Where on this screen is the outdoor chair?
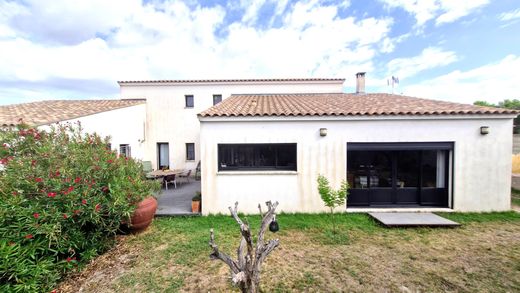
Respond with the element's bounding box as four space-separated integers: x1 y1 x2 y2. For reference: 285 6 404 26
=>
178 169 192 185
164 174 177 190
142 161 155 179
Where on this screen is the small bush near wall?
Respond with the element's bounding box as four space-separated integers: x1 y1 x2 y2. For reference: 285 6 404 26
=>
0 122 159 292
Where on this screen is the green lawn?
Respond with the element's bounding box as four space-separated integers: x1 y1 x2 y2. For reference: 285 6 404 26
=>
59 212 520 292
512 187 520 206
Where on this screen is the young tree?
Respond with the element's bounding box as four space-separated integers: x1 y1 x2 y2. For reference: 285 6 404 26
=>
317 175 349 234
209 201 279 293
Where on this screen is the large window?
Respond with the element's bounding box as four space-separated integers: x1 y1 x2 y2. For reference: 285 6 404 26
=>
157 143 169 170
218 143 297 171
186 143 195 161
119 144 131 158
346 142 452 207
213 94 222 105
185 95 194 108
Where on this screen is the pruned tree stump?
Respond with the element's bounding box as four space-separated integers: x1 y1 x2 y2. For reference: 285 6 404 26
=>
209 201 279 293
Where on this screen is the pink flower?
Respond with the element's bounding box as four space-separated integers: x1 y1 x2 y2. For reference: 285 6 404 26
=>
81 199 87 205
47 192 57 198
11 191 17 196
63 214 68 219
25 234 33 239
74 177 81 184
35 177 43 183
33 213 40 219
74 209 81 215
63 186 74 195
107 159 113 164
95 204 101 212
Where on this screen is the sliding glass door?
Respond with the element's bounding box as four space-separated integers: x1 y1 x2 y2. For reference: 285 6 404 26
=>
347 143 452 207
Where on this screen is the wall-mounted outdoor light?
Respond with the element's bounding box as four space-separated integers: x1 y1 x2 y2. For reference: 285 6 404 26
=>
319 128 328 137
480 126 490 135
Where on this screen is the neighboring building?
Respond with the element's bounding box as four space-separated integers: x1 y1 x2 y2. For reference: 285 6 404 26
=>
118 78 345 170
0 100 146 158
198 74 517 214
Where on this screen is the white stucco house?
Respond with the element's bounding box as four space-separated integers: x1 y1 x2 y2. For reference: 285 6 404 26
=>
1 75 516 214
0 100 147 159
198 74 517 214
118 78 344 171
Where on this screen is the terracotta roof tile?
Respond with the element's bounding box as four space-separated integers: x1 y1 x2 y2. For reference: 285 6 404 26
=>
0 99 145 126
199 93 518 117
118 78 345 84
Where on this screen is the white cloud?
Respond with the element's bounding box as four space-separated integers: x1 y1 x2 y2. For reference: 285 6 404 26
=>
387 47 458 79
380 0 489 26
499 8 520 21
0 0 394 104
400 55 520 104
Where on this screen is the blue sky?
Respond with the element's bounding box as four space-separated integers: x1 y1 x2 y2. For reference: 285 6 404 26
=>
0 0 519 105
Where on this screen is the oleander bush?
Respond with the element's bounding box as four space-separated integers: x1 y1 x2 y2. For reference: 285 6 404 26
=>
0 122 159 292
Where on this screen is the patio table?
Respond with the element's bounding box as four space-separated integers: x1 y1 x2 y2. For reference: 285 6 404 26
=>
147 169 183 178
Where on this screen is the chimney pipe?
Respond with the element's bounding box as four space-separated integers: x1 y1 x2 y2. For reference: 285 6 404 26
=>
356 72 366 94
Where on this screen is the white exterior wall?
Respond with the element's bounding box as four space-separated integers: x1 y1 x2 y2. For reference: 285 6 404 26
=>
200 116 514 214
58 104 146 160
119 81 343 171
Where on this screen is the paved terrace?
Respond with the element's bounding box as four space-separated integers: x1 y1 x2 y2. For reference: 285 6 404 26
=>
155 180 201 216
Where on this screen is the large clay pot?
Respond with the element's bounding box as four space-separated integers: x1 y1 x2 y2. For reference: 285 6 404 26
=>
130 196 157 232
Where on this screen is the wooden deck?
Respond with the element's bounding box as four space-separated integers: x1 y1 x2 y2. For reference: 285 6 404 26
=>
369 212 460 227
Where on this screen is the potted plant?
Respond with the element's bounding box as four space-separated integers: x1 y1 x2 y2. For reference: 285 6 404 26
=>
192 191 201 213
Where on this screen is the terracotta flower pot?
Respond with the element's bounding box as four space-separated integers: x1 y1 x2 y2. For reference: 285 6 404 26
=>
130 196 157 232
192 200 200 213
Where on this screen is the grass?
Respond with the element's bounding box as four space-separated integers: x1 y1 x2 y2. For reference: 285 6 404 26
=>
512 187 520 206
58 212 520 292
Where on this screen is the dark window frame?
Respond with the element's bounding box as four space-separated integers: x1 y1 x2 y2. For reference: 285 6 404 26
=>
185 95 194 108
186 143 195 161
157 142 170 170
119 144 131 158
213 94 222 105
218 143 297 171
346 142 453 207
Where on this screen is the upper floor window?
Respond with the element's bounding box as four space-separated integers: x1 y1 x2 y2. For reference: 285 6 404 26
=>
213 94 222 105
218 143 297 171
186 143 195 161
119 144 131 158
185 95 194 108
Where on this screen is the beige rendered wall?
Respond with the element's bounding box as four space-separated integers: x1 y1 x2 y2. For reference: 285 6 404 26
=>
58 104 146 160
199 116 514 214
119 80 344 172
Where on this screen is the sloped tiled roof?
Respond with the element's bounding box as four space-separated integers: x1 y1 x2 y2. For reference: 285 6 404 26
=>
0 99 145 126
199 93 517 117
118 78 345 84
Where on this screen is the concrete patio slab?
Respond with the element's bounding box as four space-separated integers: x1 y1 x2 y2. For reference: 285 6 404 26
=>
155 180 201 216
369 212 460 227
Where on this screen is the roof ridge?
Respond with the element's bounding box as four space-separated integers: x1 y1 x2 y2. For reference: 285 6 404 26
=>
118 78 345 84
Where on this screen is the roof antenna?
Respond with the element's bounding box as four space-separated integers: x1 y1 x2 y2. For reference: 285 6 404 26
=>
387 76 399 94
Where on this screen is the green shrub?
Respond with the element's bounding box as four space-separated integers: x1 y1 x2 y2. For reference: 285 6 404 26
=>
317 174 348 234
0 122 159 292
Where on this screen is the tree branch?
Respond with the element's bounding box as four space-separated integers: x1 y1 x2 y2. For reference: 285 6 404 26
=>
209 228 240 274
